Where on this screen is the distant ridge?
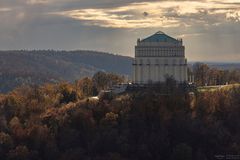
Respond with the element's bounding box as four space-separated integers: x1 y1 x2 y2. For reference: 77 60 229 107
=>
0 50 239 93
0 50 133 93
188 62 240 70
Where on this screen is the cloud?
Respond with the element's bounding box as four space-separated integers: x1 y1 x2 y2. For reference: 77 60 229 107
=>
0 0 240 62
52 1 240 29
226 11 240 21
53 8 179 28
26 0 49 5
0 8 12 12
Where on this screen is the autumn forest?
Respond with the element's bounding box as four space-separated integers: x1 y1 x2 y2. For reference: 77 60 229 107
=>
0 68 240 160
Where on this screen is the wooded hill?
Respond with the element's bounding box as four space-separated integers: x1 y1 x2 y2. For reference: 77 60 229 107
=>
0 76 239 160
1 50 240 93
0 50 132 93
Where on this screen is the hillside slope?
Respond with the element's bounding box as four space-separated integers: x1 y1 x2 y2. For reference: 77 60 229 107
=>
0 50 133 93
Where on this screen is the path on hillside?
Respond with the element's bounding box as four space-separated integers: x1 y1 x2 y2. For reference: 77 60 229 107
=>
198 84 240 92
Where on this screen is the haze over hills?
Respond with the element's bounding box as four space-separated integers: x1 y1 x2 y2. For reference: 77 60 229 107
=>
0 50 240 93
188 62 240 70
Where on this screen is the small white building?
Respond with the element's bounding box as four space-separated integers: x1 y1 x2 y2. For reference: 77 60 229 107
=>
132 31 188 84
110 83 128 94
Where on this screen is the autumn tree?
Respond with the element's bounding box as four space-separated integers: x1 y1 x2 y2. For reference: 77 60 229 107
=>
57 82 79 104
76 77 97 97
192 63 240 86
193 63 210 86
92 72 125 91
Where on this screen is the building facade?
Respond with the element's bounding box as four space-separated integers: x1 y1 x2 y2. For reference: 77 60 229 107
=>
132 31 188 84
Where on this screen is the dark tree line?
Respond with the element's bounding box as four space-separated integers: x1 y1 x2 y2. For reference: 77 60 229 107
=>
191 63 240 86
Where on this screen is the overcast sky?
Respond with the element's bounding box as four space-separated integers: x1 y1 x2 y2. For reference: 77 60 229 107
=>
0 0 240 62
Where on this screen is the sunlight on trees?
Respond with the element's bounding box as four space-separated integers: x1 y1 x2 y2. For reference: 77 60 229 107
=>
0 74 239 160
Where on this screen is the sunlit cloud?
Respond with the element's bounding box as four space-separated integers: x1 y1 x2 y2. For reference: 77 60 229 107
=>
0 0 240 61
53 0 240 29
54 8 180 28
226 11 240 22
177 33 203 38
26 0 49 5
0 8 12 12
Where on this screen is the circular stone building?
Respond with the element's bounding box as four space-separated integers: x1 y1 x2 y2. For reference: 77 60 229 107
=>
132 31 188 84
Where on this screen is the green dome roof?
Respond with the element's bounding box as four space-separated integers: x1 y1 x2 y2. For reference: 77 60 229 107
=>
141 31 179 43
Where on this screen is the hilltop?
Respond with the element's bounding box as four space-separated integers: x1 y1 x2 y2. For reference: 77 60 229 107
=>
0 50 133 93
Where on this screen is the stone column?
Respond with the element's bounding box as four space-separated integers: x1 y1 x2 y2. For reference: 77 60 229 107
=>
184 65 188 82
155 64 158 82
148 64 151 83
140 64 143 84
133 62 138 83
